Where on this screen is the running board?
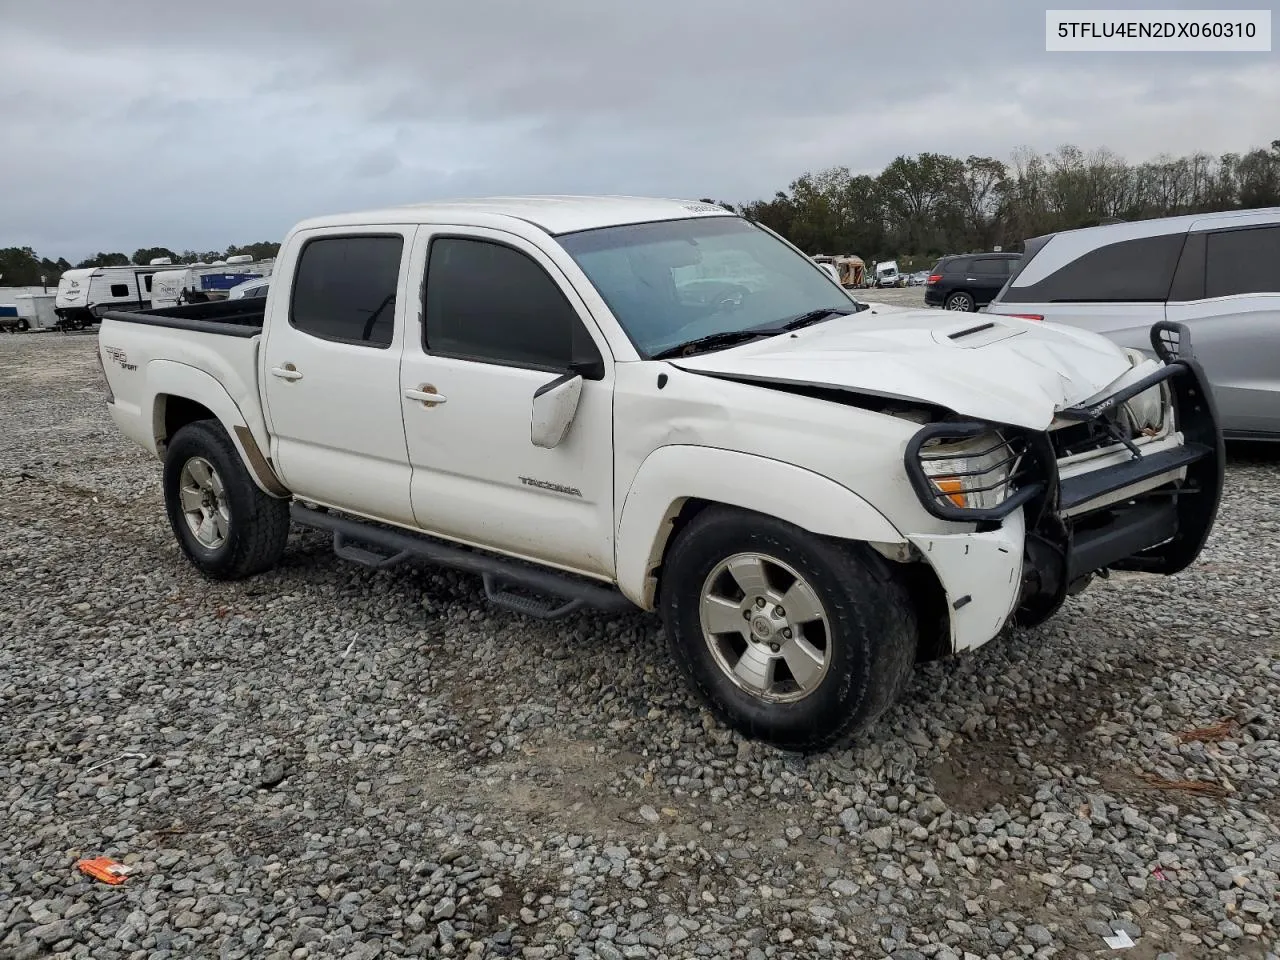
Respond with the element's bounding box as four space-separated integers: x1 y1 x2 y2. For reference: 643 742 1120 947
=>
291 504 637 618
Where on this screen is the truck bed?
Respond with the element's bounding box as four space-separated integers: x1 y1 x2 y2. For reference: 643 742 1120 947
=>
101 299 266 338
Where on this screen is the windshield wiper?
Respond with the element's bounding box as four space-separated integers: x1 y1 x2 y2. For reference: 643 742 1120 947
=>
652 329 775 360
777 307 855 330
652 307 858 360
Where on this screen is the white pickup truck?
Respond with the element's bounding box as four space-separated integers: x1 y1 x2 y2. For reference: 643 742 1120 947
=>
98 196 1224 750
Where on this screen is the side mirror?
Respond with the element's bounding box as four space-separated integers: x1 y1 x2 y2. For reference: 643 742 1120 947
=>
531 372 584 448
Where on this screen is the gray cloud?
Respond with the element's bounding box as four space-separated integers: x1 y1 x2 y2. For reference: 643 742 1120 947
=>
0 0 1275 259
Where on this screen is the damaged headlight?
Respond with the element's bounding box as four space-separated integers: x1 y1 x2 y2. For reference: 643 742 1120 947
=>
918 431 1020 511
1119 348 1169 435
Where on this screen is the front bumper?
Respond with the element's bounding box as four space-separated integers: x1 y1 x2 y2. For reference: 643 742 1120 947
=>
903 321 1224 647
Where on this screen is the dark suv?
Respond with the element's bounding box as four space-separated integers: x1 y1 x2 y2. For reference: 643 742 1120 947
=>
924 252 1022 311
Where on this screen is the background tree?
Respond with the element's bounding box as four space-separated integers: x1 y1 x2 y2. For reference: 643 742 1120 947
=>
75 252 130 268
132 246 180 265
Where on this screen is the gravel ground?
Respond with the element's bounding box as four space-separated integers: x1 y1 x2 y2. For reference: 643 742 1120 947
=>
2 331 1278 960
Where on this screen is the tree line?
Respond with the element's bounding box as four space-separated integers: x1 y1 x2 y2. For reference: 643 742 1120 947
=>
5 139 1278 288
0 242 281 288
717 138 1280 265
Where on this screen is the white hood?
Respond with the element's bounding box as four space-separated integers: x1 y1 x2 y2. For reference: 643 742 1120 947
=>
668 309 1135 430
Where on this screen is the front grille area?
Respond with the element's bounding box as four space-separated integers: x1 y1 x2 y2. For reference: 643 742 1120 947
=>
1050 408 1134 459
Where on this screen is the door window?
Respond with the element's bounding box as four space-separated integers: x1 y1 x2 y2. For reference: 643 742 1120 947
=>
969 258 1006 275
1000 233 1185 303
1205 225 1280 297
423 237 602 374
290 235 403 347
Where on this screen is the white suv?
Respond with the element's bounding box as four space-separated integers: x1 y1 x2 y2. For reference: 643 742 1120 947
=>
987 208 1280 439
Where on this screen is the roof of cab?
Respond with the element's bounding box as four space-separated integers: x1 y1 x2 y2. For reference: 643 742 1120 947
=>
292 195 736 236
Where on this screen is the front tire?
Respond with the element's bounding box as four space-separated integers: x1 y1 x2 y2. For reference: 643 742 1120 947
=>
16 318 30 332
660 507 918 751
944 291 975 312
163 419 290 580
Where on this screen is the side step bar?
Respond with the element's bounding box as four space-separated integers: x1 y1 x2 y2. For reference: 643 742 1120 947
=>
291 504 638 620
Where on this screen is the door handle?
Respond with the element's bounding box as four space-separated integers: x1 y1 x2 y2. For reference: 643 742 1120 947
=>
405 385 447 406
271 364 303 381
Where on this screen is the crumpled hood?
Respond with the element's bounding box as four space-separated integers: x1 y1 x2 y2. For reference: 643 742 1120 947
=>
668 308 1135 429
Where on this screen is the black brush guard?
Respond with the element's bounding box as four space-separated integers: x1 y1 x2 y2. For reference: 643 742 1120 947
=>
905 321 1225 620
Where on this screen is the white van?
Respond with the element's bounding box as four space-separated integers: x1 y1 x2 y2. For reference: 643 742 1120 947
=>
874 260 901 287
55 263 167 328
987 208 1280 439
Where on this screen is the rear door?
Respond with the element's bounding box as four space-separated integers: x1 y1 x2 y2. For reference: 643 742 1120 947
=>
260 227 417 525
965 257 1011 305
398 227 616 576
1166 218 1280 436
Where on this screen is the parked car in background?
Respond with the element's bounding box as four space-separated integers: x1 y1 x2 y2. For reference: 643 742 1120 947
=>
96 195 1222 750
228 275 271 300
987 208 1280 439
924 253 1022 311
907 271 929 286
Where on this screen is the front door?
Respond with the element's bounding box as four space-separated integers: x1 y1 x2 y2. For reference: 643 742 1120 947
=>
260 227 416 525
399 228 616 577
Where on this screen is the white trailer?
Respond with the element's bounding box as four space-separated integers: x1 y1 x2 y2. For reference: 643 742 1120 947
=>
15 293 59 331
55 262 169 328
149 257 274 310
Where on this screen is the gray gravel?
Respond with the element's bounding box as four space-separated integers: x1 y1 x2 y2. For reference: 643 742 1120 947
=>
2 331 1279 960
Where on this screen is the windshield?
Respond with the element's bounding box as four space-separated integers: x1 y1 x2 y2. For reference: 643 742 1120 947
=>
557 217 854 358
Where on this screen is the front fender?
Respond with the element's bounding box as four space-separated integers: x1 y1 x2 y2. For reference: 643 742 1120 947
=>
145 360 287 497
615 445 904 609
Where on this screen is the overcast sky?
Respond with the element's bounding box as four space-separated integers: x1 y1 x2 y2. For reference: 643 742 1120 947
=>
1 0 1276 260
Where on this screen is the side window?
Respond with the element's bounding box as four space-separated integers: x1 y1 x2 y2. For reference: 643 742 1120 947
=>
969 258 1005 275
424 237 602 374
1001 233 1186 303
290 235 403 347
109 283 129 297
943 259 968 274
1205 225 1280 298
1001 258 1020 275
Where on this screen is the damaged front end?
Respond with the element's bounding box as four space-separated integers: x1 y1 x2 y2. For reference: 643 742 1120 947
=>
903 321 1224 629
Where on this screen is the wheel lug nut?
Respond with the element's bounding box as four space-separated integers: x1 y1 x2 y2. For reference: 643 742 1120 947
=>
782 628 792 639
774 606 785 618
742 610 751 620
755 598 766 609
769 642 780 653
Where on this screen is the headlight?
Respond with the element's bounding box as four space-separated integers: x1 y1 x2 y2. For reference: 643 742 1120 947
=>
1119 348 1168 435
918 431 1020 511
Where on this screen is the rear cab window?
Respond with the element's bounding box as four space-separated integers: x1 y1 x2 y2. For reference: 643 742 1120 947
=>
289 235 404 347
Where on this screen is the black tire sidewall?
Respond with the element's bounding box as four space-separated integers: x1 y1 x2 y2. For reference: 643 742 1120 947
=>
163 421 256 577
661 510 913 749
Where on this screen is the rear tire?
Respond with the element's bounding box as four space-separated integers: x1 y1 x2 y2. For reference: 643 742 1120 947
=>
660 507 918 751
945 292 975 312
16 318 29 332
163 419 290 580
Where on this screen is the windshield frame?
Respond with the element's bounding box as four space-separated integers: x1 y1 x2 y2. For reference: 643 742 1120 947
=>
555 215 857 360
